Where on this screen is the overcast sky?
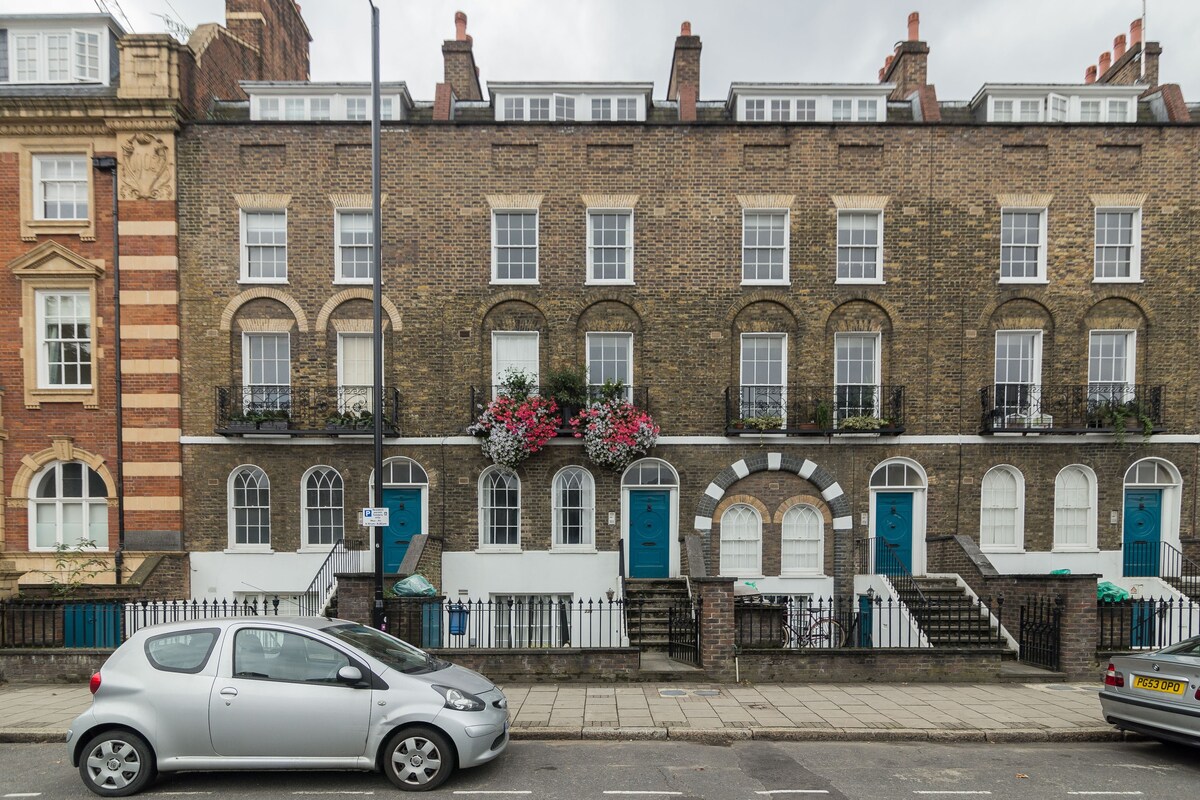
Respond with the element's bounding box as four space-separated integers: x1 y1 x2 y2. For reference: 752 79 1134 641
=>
33 0 1200 102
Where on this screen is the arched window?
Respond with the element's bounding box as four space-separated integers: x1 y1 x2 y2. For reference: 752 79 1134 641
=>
29 461 108 550
622 458 678 487
552 467 594 549
1124 458 1178 488
980 465 1023 551
719 504 761 576
381 457 428 486
229 466 270 548
479 468 520 549
781 504 823 575
1054 465 1097 551
302 466 344 548
869 460 926 489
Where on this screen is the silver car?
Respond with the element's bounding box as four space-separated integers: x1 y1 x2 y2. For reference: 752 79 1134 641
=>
1099 634 1200 747
67 617 509 796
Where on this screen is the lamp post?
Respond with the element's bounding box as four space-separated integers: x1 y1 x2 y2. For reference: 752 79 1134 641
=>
92 155 125 584
368 0 385 630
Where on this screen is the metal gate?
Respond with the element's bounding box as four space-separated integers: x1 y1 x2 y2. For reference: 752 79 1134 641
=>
1018 596 1062 672
667 597 700 665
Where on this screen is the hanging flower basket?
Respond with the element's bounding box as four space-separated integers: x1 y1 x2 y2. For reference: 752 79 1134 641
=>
467 394 560 470
571 399 660 471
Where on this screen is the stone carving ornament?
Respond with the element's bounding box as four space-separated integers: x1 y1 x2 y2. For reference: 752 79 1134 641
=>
119 132 174 200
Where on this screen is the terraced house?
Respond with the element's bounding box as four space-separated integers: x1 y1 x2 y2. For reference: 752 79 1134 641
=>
0 1 310 596
176 11 1199 650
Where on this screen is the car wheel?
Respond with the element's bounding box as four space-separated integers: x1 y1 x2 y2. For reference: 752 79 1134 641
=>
79 730 155 797
383 726 456 791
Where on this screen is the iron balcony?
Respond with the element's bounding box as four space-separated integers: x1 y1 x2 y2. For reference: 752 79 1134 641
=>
215 385 401 437
979 384 1164 435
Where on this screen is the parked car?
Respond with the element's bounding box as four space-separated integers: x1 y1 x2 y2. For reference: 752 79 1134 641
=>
67 617 509 796
1099 634 1200 747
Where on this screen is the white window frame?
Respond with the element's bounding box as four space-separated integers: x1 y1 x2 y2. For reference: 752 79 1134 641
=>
345 97 368 120
334 208 373 284
1047 93 1069 122
241 332 291 412
7 28 105 85
743 98 765 121
491 331 540 395
1093 207 1142 283
491 209 539 284
553 94 575 121
999 207 1048 284
32 154 89 221
239 209 288 284
836 209 884 284
1087 329 1136 404
739 333 787 425
36 289 92 389
741 209 790 285
28 461 108 551
503 96 525 121
300 466 345 552
478 467 521 552
586 332 633 401
228 465 272 552
1053 465 1098 553
833 331 881 421
719 504 762 578
781 504 824 577
993 329 1043 421
979 465 1025 553
336 332 373 414
586 208 634 285
551 466 596 551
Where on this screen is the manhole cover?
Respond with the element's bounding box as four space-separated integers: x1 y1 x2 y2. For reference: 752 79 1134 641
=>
692 689 721 697
659 689 687 697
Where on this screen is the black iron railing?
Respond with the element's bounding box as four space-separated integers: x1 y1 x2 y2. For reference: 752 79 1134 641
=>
427 597 635 649
1098 597 1200 650
724 385 905 435
215 385 401 436
468 385 651 435
1019 596 1063 671
979 384 1164 434
855 537 927 605
1125 541 1200 596
298 537 362 616
667 598 700 664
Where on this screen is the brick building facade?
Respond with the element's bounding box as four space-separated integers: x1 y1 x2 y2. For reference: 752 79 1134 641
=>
0 2 309 595
176 13 1199 612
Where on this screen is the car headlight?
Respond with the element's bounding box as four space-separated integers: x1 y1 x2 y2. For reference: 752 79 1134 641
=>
432 684 486 712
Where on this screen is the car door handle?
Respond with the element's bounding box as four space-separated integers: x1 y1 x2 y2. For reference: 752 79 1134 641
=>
220 687 238 697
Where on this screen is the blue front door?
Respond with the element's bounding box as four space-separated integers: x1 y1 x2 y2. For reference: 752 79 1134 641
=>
629 490 670 578
1123 488 1162 577
875 492 914 574
382 488 421 573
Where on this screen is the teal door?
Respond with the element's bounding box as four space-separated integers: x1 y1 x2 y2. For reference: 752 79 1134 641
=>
629 490 670 578
875 492 914 574
1123 489 1162 577
382 488 421 573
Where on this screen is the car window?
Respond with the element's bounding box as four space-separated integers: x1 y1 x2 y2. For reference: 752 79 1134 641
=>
145 628 219 673
324 622 436 674
234 628 351 683
1159 639 1200 657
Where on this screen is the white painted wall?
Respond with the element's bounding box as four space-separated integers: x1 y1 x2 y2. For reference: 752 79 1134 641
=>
854 574 928 647
747 576 835 599
441 551 620 601
986 549 1123 578
190 550 371 598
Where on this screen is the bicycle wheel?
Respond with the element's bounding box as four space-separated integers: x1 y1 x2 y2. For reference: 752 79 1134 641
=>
805 617 846 648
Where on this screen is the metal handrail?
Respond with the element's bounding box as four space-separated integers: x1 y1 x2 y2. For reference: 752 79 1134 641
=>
299 537 353 616
979 383 1164 434
856 536 926 605
725 385 905 434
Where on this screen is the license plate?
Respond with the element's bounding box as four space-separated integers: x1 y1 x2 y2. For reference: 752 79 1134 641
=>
1132 675 1186 695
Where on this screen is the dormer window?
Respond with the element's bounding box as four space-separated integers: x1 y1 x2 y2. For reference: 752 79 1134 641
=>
555 95 575 121
3 26 106 85
491 87 648 122
746 99 765 121
530 98 550 120
733 87 888 123
977 86 1139 123
346 97 367 120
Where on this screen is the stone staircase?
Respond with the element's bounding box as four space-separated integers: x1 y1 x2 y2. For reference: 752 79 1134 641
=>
1164 575 1200 601
897 576 1009 650
623 578 691 653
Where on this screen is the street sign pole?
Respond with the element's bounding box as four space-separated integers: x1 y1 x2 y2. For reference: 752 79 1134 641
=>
368 0 385 631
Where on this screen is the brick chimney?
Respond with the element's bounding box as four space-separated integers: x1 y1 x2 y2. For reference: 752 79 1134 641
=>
1085 65 1097 84
224 0 311 80
440 11 482 101
666 21 701 122
1094 18 1161 88
880 11 939 121
1113 34 1126 60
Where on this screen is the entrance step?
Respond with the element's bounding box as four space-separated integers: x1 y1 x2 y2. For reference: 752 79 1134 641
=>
898 577 1011 651
1164 575 1200 602
623 578 692 654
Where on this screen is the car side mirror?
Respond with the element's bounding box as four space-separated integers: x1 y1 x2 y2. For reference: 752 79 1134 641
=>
337 665 364 685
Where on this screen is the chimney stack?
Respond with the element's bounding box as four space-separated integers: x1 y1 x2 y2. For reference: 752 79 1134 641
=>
1085 65 1097 84
435 9 482 119
907 11 920 41
880 10 932 107
1098 51 1112 77
1130 18 1142 46
667 21 701 122
1113 34 1126 59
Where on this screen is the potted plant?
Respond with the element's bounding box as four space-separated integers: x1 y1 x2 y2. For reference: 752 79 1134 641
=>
807 401 833 432
730 417 749 431
745 414 783 432
571 398 660 471
256 408 290 431
544 365 589 429
225 411 259 432
467 370 560 469
838 414 885 432
325 409 374 432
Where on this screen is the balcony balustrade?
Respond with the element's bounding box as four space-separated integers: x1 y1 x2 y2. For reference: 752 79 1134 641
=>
979 384 1164 435
724 385 905 436
215 385 401 436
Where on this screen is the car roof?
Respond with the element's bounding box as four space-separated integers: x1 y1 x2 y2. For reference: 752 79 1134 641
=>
129 615 352 637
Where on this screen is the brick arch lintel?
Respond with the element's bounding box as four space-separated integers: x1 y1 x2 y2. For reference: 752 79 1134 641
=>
1079 291 1154 331
819 294 899 334
562 293 646 331
314 289 402 333
12 445 116 502
218 288 309 333
975 289 1063 332
723 291 803 327
692 452 852 533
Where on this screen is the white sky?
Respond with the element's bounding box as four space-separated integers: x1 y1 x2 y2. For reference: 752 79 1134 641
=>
26 0 1200 103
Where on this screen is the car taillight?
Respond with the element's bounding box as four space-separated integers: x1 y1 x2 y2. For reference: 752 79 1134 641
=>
1104 663 1124 688
89 672 101 694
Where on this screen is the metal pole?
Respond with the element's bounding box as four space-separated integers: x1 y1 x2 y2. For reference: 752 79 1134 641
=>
93 156 124 584
369 0 385 629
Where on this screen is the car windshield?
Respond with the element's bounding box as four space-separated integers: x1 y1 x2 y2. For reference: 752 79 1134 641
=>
324 623 440 673
1158 638 1200 658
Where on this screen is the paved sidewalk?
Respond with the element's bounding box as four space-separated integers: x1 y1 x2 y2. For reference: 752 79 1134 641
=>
0 680 1122 744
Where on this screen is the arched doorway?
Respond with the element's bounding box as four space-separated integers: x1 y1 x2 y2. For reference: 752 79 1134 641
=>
370 457 429 572
1122 458 1182 577
622 458 678 578
868 458 928 576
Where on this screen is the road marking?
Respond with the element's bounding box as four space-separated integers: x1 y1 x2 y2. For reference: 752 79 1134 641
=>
291 794 374 796
1067 793 1143 796
4 794 43 798
757 792 831 796
603 794 685 797
912 794 992 796
452 794 533 797
156 795 213 797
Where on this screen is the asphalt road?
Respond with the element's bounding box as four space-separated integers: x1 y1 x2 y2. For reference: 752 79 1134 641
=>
2 739 1196 799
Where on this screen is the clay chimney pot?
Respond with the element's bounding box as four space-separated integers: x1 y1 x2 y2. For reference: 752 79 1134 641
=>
884 54 895 70
1130 18 1142 45
1085 65 1097 84
879 67 886 81
1114 34 1127 59
907 11 919 41
455 11 467 41
681 21 691 36
1099 51 1112 74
